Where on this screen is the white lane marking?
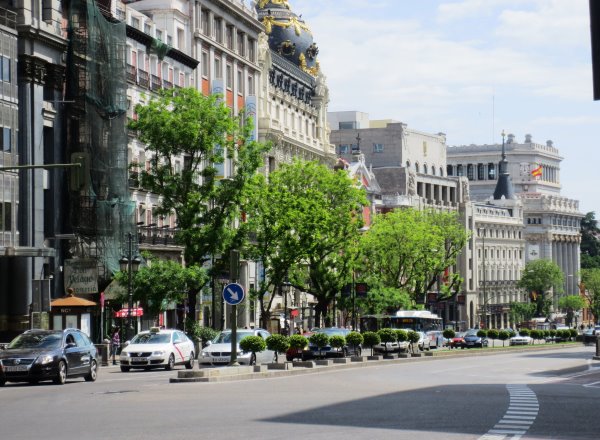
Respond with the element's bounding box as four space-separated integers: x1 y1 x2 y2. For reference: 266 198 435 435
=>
583 381 600 388
478 384 539 440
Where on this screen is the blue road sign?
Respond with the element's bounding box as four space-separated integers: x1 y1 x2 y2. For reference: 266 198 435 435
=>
222 283 245 305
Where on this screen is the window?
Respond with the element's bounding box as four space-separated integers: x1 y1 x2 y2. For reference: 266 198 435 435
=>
373 143 384 153
457 164 463 176
339 145 349 154
467 164 474 180
432 166 436 176
202 51 209 77
144 23 151 35
415 163 420 173
423 164 428 174
214 58 222 78
1 127 11 152
131 17 140 29
477 163 485 180
488 163 496 179
201 10 209 34
248 74 255 94
338 121 356 130
214 18 222 43
226 25 234 49
177 28 185 51
0 56 11 82
439 167 443 177
167 35 172 46
237 32 245 56
226 64 233 89
156 29 162 41
237 70 243 94
248 38 255 61
0 201 11 231
447 165 453 176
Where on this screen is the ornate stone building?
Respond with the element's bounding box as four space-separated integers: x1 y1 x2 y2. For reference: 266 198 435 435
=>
447 133 583 318
255 0 335 170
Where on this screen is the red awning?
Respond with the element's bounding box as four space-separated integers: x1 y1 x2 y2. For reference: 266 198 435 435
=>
114 307 144 318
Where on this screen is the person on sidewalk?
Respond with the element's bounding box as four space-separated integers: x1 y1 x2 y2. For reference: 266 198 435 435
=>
110 326 120 365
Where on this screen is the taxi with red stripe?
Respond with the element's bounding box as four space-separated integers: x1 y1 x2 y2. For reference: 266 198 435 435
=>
119 327 195 372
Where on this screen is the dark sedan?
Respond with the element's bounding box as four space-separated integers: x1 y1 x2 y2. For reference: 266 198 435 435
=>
463 330 488 348
0 328 98 386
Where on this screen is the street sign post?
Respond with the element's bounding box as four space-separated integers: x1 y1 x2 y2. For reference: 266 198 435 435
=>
223 283 245 366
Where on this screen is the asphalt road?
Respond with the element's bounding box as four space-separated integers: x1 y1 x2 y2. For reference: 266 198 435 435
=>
2 345 600 440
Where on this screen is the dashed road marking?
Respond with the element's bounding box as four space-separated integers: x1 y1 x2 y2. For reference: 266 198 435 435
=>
478 384 539 440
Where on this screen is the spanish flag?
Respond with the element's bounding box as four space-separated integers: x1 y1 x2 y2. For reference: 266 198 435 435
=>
531 164 542 178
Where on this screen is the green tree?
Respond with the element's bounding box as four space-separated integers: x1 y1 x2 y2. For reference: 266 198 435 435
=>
498 330 510 347
309 332 330 358
243 159 367 328
487 329 499 347
509 302 537 326
557 295 586 327
129 87 270 320
407 330 420 353
239 336 266 365
265 334 290 363
346 331 364 355
581 268 600 323
517 259 564 317
377 328 396 354
115 258 207 323
362 332 381 356
330 335 346 355
359 208 468 306
581 212 600 269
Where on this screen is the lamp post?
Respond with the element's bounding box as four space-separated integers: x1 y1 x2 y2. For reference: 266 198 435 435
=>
282 278 292 335
119 232 141 341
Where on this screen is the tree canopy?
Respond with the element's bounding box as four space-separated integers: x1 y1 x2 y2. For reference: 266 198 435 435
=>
517 259 563 317
581 212 600 269
581 268 600 323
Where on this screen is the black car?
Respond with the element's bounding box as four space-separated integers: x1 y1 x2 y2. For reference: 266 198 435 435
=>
463 330 488 348
301 328 362 360
0 328 98 386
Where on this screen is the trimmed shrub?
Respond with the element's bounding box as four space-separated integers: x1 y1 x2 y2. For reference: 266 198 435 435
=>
498 330 510 346
309 332 330 357
519 328 531 337
362 331 381 356
407 330 421 352
530 329 540 343
346 331 364 349
487 329 499 347
477 329 488 338
569 328 578 339
266 334 290 354
330 335 346 355
378 328 397 354
443 329 456 340
197 327 218 348
288 334 308 350
239 335 266 364
395 329 408 344
508 329 516 338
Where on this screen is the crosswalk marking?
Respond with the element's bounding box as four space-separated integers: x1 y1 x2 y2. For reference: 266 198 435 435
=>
478 384 539 440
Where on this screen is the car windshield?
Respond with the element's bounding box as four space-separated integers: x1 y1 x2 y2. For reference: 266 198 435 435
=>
131 333 171 344
213 331 255 344
7 333 62 350
316 328 348 337
465 331 479 336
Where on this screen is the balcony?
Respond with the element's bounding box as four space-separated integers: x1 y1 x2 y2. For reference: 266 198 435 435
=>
137 225 180 247
150 75 162 91
138 70 149 88
126 64 137 83
162 80 173 90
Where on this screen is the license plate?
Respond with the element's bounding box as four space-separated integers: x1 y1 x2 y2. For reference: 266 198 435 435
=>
131 357 147 362
3 365 28 372
213 357 229 363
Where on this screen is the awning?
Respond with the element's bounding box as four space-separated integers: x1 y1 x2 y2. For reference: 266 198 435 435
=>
51 293 97 307
114 307 144 318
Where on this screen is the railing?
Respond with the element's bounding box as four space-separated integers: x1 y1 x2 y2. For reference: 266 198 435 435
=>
137 226 180 246
126 64 137 83
138 70 149 88
162 80 173 89
150 75 162 91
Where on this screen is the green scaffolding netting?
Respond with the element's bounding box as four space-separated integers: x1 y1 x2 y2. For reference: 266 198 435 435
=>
66 0 137 279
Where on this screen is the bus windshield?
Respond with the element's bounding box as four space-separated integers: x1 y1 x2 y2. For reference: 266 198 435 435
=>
360 311 442 333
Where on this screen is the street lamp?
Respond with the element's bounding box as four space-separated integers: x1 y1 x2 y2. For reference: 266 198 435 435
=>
119 232 141 341
282 278 292 335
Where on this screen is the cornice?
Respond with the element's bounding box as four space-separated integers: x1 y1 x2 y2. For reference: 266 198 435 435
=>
126 25 198 70
16 24 68 52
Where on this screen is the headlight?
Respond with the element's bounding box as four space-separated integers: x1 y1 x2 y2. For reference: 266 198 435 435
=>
152 350 166 356
37 354 54 365
120 352 129 358
201 351 208 357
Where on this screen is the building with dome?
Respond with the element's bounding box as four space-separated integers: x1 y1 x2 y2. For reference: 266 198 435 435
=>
254 0 335 171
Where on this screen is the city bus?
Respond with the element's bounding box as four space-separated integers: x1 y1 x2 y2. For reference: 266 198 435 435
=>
359 310 443 333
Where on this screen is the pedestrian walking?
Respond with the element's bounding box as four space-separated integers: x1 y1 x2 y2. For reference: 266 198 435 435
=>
110 326 120 365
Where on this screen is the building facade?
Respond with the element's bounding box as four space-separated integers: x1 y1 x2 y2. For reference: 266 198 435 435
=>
447 133 583 319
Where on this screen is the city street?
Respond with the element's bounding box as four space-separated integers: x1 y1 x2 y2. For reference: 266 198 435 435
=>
2 345 600 439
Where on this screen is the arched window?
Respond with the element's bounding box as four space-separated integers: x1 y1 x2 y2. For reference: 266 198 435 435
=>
423 164 428 174
432 166 436 176
446 165 453 176
457 164 463 176
439 167 444 177
415 163 420 173
406 160 411 169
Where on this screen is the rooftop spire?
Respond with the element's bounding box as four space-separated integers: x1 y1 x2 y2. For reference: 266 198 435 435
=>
493 130 516 200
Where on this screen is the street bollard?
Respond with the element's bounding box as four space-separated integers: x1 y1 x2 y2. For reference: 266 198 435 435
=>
596 336 600 358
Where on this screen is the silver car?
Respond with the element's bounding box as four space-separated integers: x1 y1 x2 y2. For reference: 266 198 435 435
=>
199 329 276 366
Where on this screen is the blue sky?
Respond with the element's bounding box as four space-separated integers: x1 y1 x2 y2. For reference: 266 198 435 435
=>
289 0 599 216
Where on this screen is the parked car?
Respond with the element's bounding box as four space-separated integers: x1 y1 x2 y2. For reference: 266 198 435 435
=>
426 331 447 349
449 332 466 349
286 331 314 361
119 327 195 372
463 330 488 348
412 331 432 351
302 328 362 360
0 328 98 386
582 326 600 343
373 337 409 354
509 334 533 346
199 329 276 366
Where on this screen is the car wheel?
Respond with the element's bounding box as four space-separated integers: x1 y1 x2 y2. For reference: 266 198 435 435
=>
0 379 6 387
185 352 195 370
165 354 175 371
53 360 67 385
84 359 98 382
249 353 257 366
120 366 130 372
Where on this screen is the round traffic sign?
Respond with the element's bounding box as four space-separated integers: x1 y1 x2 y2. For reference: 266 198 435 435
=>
222 283 245 305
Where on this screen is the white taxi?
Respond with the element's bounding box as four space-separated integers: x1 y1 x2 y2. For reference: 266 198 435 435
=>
119 328 195 372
